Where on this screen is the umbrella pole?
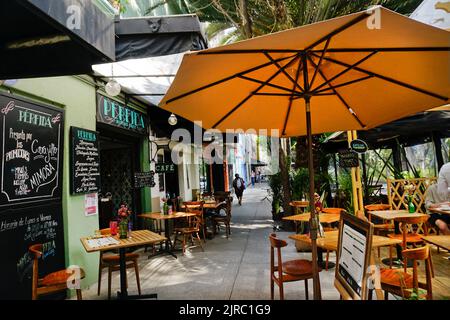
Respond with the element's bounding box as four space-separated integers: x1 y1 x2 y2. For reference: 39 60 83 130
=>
305 96 322 300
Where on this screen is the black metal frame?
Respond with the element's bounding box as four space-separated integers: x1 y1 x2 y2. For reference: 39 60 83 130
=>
161 9 450 301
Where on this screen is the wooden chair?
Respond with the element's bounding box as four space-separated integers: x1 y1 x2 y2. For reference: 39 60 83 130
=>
365 204 394 258
387 215 432 273
370 246 433 300
213 191 231 203
173 209 204 254
97 228 141 300
182 201 206 242
269 233 319 300
29 244 85 300
212 196 232 238
321 207 344 270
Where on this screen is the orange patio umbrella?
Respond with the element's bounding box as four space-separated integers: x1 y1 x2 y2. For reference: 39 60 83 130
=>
160 6 450 300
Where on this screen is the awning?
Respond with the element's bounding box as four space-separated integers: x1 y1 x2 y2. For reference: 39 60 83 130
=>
321 109 450 152
115 14 207 60
0 0 115 79
92 14 208 107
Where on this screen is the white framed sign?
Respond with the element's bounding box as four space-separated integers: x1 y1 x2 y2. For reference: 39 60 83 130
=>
84 193 98 216
335 212 374 300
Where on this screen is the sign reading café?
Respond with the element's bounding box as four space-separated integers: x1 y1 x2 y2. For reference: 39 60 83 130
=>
97 94 148 135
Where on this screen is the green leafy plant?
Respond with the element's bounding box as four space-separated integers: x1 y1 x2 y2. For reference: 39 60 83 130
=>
337 169 354 214
268 172 283 219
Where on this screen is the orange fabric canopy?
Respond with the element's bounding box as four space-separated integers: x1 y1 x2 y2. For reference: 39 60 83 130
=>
160 7 449 137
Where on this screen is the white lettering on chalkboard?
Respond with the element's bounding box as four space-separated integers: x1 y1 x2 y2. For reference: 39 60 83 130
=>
29 163 56 191
71 128 100 194
31 140 58 163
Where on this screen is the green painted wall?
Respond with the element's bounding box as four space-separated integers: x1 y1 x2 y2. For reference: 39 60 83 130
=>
4 76 100 292
1 76 152 297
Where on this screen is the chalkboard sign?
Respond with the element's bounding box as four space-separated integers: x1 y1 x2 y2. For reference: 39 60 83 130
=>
338 150 359 168
155 162 176 174
0 203 65 299
70 127 101 194
0 93 64 207
134 171 155 188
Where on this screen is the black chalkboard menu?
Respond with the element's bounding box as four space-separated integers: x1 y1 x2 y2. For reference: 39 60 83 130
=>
338 150 359 168
134 171 155 188
70 127 100 194
0 203 65 299
0 93 64 207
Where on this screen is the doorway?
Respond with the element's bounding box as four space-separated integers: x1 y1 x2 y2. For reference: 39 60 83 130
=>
98 132 141 229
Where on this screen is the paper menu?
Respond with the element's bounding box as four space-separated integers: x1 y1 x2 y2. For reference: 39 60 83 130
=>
338 223 367 295
86 237 120 248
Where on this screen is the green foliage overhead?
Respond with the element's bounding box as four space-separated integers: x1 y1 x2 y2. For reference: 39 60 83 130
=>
144 0 421 41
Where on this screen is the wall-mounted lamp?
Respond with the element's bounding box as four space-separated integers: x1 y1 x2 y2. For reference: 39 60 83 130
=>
168 113 178 126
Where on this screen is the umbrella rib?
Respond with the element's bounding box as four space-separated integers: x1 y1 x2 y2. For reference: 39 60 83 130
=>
311 52 448 101
304 12 370 51
309 37 331 89
212 54 302 129
312 51 378 92
254 92 303 97
282 58 304 136
312 47 450 53
307 56 366 128
264 52 304 92
164 53 297 105
238 75 303 95
314 75 373 94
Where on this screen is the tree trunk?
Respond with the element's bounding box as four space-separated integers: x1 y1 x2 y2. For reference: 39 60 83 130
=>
279 138 292 215
239 0 253 38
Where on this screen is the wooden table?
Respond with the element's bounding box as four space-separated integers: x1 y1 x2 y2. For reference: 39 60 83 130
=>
368 210 428 266
283 212 340 224
420 235 450 251
181 202 220 210
289 201 309 214
369 210 426 221
289 230 402 252
139 211 196 258
80 230 166 300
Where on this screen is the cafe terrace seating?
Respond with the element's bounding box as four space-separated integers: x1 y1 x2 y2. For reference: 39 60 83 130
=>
369 245 433 300
174 207 205 254
181 201 206 243
97 228 141 299
29 244 85 300
212 196 232 238
269 233 319 300
386 215 433 274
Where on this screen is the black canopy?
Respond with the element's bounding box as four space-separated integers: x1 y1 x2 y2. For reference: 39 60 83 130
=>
114 14 207 61
0 0 115 79
322 110 450 153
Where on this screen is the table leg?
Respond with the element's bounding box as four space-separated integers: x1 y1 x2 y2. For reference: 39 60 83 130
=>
317 247 335 269
117 248 128 299
148 219 177 259
117 247 158 300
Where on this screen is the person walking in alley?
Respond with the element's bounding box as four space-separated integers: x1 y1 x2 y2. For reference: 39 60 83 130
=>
251 170 256 187
233 174 246 205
